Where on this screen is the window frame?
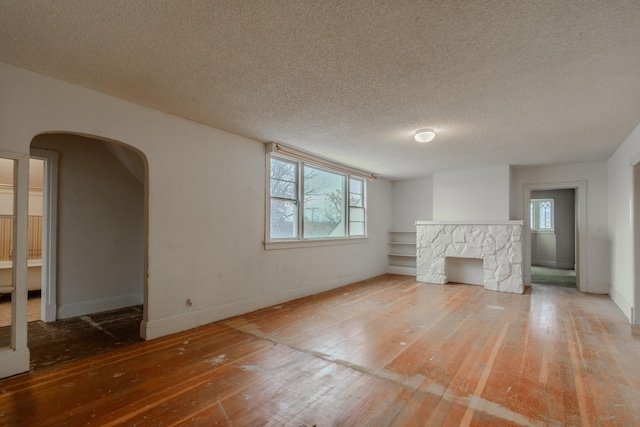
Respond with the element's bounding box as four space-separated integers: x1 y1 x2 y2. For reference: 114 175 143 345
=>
268 156 300 240
266 152 368 248
348 177 366 237
530 198 554 233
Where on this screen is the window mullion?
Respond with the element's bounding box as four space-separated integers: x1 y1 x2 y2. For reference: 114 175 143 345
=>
344 175 350 235
363 185 367 235
270 196 295 202
298 161 304 240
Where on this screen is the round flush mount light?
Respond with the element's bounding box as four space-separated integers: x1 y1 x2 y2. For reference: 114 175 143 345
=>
414 129 436 143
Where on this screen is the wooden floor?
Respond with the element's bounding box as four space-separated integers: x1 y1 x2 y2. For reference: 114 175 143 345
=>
0 274 639 426
25 305 144 371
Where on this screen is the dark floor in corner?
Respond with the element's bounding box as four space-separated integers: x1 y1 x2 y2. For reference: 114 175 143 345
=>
531 265 576 287
0 306 144 372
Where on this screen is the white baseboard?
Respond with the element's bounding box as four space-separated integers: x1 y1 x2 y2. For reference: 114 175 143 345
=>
57 293 143 319
0 347 30 379
387 266 416 276
554 261 575 270
42 303 56 322
609 286 633 322
531 260 574 269
142 270 385 340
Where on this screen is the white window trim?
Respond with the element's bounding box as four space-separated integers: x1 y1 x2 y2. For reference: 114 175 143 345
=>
530 198 555 233
348 176 366 238
265 146 371 249
269 156 300 240
265 236 368 250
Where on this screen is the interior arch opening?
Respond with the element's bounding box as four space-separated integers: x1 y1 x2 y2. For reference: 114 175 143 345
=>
23 132 149 370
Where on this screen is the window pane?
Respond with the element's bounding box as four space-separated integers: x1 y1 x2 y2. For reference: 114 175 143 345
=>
270 158 296 182
303 166 345 238
350 222 365 236
349 178 363 207
531 199 553 231
349 178 362 194
350 207 364 222
270 199 298 239
0 159 15 262
540 201 551 229
0 158 14 216
350 194 362 208
271 180 295 199
270 158 296 199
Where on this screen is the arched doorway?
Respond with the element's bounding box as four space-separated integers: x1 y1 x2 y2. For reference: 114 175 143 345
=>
25 132 149 368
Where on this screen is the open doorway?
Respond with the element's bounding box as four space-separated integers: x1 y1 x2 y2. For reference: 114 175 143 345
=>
530 189 576 288
523 181 587 292
24 133 148 370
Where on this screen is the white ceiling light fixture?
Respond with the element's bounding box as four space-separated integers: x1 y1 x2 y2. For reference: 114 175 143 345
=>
414 128 436 143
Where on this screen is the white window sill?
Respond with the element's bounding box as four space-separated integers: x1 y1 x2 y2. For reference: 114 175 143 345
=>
531 230 555 235
265 237 369 250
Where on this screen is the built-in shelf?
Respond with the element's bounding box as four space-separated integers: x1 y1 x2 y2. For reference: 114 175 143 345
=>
388 230 416 276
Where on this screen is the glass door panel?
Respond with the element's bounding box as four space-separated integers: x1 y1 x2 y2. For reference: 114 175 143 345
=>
0 158 15 349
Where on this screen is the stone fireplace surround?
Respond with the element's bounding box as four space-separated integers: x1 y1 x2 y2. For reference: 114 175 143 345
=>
416 221 524 294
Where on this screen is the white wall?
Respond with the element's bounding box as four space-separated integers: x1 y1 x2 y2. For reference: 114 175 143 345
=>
32 134 145 318
433 166 510 221
391 176 433 230
0 62 392 340
428 166 510 285
607 121 640 321
511 162 609 294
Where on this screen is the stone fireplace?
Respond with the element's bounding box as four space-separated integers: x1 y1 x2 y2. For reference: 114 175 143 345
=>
416 221 524 294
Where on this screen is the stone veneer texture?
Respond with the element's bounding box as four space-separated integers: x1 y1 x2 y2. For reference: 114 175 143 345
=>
416 223 523 294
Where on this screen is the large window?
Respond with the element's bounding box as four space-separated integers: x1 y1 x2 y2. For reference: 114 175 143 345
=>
530 198 554 232
268 154 366 242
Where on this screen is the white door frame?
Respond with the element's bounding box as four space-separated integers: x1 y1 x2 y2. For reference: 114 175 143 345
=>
30 149 58 322
631 157 640 324
523 181 587 292
0 151 30 378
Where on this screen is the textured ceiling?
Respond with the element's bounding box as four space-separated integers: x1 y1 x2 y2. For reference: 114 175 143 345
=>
1 1 639 180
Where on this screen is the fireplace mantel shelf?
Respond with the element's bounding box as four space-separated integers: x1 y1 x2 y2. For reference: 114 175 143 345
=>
416 220 524 226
